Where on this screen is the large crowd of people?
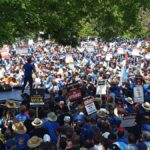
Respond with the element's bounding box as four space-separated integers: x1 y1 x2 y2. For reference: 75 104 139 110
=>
0 39 150 150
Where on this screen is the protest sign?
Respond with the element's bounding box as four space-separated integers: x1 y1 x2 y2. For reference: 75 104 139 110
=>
0 45 10 59
77 47 84 53
65 54 74 63
132 49 140 56
145 53 150 60
65 54 75 70
81 58 88 66
117 48 125 54
106 53 112 61
96 80 106 95
30 88 45 105
84 96 97 115
134 86 144 103
16 49 28 55
68 89 82 102
120 115 136 127
67 82 82 102
86 46 95 52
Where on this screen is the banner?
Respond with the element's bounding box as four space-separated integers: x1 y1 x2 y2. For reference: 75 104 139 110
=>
134 86 144 103
96 80 106 95
84 96 97 115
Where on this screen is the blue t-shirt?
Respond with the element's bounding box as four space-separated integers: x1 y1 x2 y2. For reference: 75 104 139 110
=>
15 133 30 150
43 121 60 144
23 63 35 78
15 113 29 123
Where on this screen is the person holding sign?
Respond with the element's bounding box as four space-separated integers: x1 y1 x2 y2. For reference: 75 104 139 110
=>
22 57 36 95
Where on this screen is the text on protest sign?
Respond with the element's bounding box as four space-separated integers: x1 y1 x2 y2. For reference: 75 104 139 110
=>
134 86 144 103
96 80 106 95
30 88 45 105
84 97 97 115
120 115 136 128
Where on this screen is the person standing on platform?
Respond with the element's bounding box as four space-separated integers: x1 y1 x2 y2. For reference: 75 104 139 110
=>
22 57 36 95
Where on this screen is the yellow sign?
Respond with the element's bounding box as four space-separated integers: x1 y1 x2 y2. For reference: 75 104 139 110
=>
31 95 43 103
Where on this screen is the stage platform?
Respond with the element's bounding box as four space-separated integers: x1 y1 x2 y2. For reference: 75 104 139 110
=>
0 89 50 102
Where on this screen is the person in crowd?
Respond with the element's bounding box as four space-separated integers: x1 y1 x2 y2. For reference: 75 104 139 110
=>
0 39 149 149
22 57 36 94
42 112 60 144
15 105 29 123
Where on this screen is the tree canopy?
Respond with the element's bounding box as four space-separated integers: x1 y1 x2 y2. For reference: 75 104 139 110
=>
0 0 149 46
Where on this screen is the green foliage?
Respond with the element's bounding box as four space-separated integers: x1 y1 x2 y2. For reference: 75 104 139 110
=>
0 0 149 46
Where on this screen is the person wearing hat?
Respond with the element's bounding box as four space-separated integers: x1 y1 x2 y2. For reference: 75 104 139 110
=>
42 112 60 144
27 136 43 149
12 121 30 150
5 100 17 109
124 97 134 113
30 118 49 138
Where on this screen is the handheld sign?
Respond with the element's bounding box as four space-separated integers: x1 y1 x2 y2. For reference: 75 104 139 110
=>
67 82 82 102
84 96 97 115
96 80 106 95
120 115 136 127
30 88 45 106
134 86 144 103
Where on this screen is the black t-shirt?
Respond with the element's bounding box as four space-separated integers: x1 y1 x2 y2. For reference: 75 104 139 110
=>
24 119 35 134
29 127 49 138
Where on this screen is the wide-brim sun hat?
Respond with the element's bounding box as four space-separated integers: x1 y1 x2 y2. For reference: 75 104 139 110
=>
32 118 43 127
5 100 16 109
97 108 108 118
47 112 57 121
12 122 27 134
125 97 134 105
27 136 43 148
142 102 150 111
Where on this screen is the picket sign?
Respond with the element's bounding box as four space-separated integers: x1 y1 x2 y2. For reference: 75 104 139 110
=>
134 86 144 103
120 115 136 127
84 96 97 115
106 53 112 61
67 82 82 102
96 80 106 95
118 48 125 54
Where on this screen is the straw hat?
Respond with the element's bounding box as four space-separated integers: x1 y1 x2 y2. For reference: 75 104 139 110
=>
142 102 150 111
97 108 109 118
5 100 16 108
32 118 43 127
125 97 134 105
47 112 57 121
12 122 27 134
27 136 43 148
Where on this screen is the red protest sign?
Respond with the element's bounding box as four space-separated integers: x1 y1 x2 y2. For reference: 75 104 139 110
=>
68 89 82 102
